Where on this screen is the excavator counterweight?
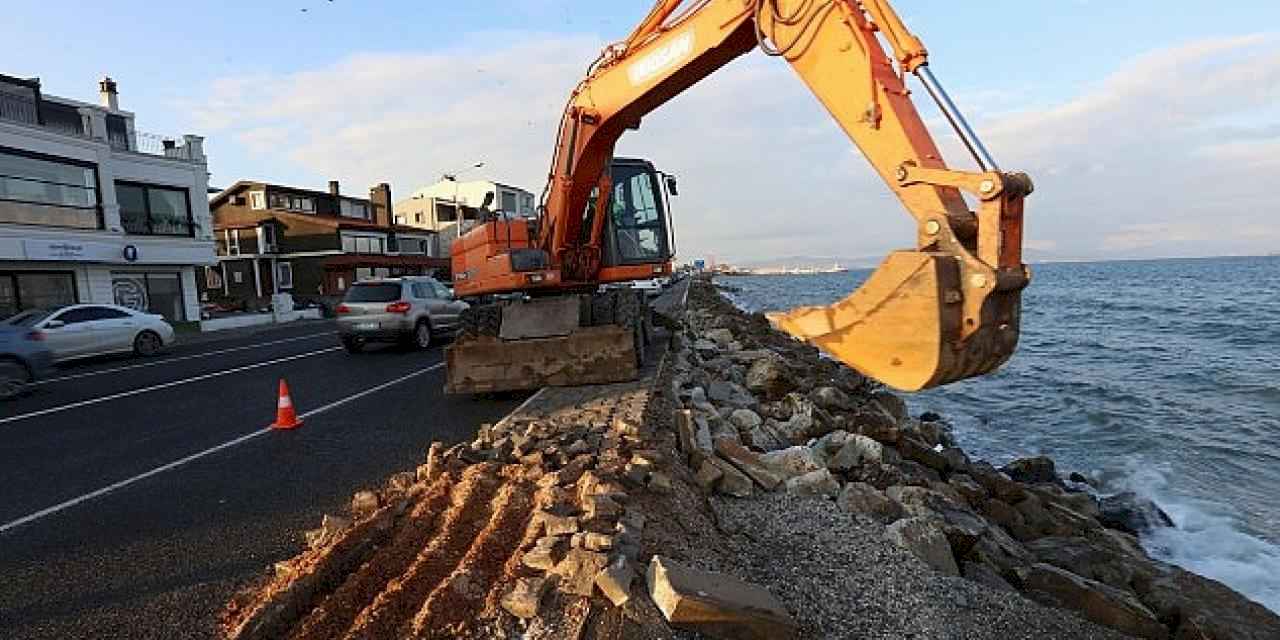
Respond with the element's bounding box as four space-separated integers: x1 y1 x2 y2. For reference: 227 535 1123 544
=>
444 0 1032 394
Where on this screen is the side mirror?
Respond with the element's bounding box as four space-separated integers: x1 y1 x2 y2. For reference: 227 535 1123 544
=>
44 319 65 329
665 175 679 196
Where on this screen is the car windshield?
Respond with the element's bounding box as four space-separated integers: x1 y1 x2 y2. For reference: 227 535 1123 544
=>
343 283 402 303
5 309 54 327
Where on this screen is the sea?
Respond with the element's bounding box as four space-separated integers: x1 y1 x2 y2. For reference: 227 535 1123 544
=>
719 255 1280 613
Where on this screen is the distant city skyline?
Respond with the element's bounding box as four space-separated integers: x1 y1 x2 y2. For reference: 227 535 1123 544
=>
6 1 1279 263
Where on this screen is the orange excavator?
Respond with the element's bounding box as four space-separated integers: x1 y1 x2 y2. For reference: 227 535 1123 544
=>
446 0 1032 394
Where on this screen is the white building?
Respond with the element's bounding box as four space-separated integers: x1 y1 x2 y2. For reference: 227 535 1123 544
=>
394 178 536 253
0 74 214 322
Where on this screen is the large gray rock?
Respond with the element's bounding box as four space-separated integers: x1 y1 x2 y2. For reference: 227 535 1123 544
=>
870 391 908 423
885 516 960 576
703 327 736 348
785 468 841 498
968 461 1028 504
1098 492 1174 536
1137 564 1280 640
836 482 904 523
1016 563 1169 640
1002 456 1061 486
810 386 852 412
729 408 763 431
965 525 1035 583
708 380 755 409
758 446 823 479
746 420 788 452
827 434 885 473
1025 536 1144 591
896 437 948 472
745 356 794 400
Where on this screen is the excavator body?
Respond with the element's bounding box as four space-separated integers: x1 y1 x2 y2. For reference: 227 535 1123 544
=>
445 0 1033 394
444 158 674 394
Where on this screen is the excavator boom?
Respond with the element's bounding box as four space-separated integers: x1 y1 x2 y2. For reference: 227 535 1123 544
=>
448 0 1032 393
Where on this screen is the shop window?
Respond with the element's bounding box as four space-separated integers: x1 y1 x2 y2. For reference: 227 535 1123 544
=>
112 272 185 322
0 272 77 318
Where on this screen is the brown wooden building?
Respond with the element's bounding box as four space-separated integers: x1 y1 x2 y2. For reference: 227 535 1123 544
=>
202 180 445 309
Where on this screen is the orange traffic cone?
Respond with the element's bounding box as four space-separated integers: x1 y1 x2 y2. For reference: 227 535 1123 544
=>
272 378 303 430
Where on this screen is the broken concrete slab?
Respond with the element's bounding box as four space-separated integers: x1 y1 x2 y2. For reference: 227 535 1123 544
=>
646 556 797 640
713 439 783 491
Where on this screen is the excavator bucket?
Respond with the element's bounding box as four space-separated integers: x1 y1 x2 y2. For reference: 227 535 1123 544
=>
768 251 1024 391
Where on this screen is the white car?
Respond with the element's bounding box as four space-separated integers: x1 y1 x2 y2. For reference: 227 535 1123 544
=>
6 304 175 362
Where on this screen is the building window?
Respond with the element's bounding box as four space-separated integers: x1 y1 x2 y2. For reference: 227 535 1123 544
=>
342 234 385 255
501 190 518 214
250 191 265 210
112 272 185 322
0 272 78 318
117 182 193 236
269 192 315 213
277 262 293 290
225 229 240 256
415 212 424 223
340 200 369 220
0 148 101 229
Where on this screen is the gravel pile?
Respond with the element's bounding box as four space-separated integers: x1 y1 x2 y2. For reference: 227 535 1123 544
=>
700 493 1130 639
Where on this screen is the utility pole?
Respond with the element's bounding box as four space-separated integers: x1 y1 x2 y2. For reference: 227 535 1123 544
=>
441 161 485 244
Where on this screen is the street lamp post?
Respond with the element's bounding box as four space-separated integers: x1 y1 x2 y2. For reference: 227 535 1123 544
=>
442 161 484 243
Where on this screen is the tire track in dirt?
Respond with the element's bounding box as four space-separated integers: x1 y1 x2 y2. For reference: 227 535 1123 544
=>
342 464 503 639
286 474 457 640
409 480 535 638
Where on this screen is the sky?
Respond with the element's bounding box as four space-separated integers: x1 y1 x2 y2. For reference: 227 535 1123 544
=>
5 1 1279 264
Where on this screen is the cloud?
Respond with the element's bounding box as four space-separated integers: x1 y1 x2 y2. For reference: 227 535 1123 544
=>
193 31 1280 263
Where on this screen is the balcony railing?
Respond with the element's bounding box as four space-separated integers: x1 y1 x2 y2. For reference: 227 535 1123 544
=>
126 131 200 161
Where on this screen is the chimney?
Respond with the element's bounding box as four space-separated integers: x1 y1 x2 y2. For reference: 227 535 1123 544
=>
369 183 393 228
328 180 340 196
99 76 119 111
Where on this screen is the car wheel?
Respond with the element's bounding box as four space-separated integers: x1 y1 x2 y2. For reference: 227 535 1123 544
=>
0 359 30 400
342 337 364 354
414 320 433 350
134 331 163 357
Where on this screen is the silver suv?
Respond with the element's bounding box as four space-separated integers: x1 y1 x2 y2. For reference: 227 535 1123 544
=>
335 277 468 353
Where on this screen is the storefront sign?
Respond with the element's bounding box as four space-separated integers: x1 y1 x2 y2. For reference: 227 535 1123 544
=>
21 239 213 264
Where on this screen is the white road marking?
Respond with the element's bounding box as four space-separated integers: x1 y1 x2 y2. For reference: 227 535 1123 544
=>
0 362 445 535
39 332 336 384
0 347 342 427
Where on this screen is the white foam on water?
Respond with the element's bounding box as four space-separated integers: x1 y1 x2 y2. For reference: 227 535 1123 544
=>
1110 458 1280 614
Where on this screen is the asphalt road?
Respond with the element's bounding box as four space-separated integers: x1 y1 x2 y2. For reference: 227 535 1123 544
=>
0 321 529 639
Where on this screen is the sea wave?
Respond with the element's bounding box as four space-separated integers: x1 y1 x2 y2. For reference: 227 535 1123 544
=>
1109 458 1280 613
715 256 1280 614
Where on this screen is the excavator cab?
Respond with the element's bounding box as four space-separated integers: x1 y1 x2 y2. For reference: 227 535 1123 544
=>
600 158 674 272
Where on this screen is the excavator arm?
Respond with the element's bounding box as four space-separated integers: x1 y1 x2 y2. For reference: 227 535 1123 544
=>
535 0 1032 391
